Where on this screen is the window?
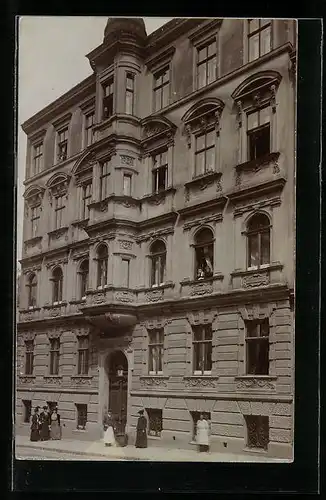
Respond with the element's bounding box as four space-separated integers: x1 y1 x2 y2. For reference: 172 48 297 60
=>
247 213 271 268
100 161 110 201
81 182 92 220
194 129 215 176
102 77 114 119
22 400 32 423
121 259 130 288
57 127 68 162
194 228 214 280
123 174 132 197
27 273 37 308
30 205 40 238
32 142 43 175
150 240 166 287
245 415 269 450
24 340 34 375
248 19 272 62
49 338 60 375
52 267 63 304
76 403 87 430
79 260 89 299
190 411 211 441
193 325 212 374
125 73 135 115
148 329 164 374
247 106 271 161
85 112 95 146
153 67 169 111
146 408 162 437
246 319 270 375
77 336 89 375
197 40 217 89
54 195 65 229
152 151 168 193
96 244 108 288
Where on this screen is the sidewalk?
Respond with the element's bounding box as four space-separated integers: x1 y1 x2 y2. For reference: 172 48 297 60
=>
15 435 290 462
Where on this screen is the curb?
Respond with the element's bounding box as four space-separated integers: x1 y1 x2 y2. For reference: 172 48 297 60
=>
16 443 148 461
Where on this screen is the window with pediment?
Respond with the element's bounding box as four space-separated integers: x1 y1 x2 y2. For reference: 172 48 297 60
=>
78 259 89 299
23 185 44 239
96 244 108 288
194 228 214 280
150 240 166 287
182 99 224 178
246 213 271 269
27 273 37 308
232 71 281 165
52 267 63 304
47 173 70 230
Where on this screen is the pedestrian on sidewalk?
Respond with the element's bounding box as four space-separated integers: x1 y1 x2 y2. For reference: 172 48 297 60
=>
30 406 40 442
135 409 147 448
103 410 117 447
50 405 62 440
39 405 51 441
196 413 210 452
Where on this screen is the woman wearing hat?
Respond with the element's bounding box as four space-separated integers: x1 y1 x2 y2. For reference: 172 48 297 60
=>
50 405 62 440
30 406 40 442
196 413 210 452
135 409 148 448
39 405 51 441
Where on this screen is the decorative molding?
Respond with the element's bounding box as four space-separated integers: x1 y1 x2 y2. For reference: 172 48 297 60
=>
235 376 277 391
45 257 68 269
141 187 176 206
120 155 135 166
183 213 223 231
184 376 219 388
74 327 91 337
140 376 169 387
24 236 43 250
185 171 222 196
115 291 134 303
18 376 36 385
238 302 277 321
186 310 217 326
233 196 282 218
72 250 89 261
227 177 286 205
23 185 45 207
136 227 174 244
235 152 281 186
43 376 63 385
145 317 169 330
119 239 133 251
48 227 69 241
145 289 164 302
71 376 93 386
242 272 270 288
190 281 213 296
178 196 227 220
22 331 36 341
47 328 64 339
22 264 42 275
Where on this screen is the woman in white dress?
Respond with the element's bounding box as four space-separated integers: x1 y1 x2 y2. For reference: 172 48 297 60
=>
196 413 210 452
103 410 117 447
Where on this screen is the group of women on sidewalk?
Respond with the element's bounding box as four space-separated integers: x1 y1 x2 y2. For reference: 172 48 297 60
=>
30 405 62 442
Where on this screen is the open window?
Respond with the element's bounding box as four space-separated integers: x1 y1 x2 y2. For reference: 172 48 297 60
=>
150 240 166 287
96 244 108 288
194 228 214 280
246 213 271 269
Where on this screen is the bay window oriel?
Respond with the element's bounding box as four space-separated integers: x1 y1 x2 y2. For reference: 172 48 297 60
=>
125 72 135 115
102 77 114 119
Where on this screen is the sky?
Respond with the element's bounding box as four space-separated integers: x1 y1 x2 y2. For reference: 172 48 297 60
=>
17 16 172 267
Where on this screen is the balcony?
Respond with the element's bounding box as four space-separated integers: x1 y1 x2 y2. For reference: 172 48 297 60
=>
43 301 68 319
89 195 140 224
136 282 175 304
47 227 69 248
184 171 222 204
231 263 284 290
84 287 137 308
234 152 284 192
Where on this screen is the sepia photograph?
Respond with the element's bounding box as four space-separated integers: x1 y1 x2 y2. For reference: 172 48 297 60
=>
15 16 297 464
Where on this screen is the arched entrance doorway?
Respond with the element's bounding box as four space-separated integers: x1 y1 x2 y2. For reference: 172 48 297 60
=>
106 350 128 438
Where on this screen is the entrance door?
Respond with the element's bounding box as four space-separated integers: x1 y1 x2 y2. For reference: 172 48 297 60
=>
108 350 128 436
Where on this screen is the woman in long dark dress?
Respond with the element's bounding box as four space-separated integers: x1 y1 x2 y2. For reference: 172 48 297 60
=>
135 409 148 448
30 406 40 442
39 406 51 441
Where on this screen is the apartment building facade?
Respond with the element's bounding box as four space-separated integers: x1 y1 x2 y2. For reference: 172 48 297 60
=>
17 17 296 459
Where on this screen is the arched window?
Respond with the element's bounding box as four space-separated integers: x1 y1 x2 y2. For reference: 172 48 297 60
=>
194 228 214 280
27 273 37 307
150 240 166 287
247 213 270 269
96 244 108 288
79 260 89 299
52 267 63 304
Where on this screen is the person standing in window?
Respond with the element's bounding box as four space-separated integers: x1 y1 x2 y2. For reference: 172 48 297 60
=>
135 409 148 449
196 413 210 452
30 406 40 442
103 409 117 447
50 405 62 440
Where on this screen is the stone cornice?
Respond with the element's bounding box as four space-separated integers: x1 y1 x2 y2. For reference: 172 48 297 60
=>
130 390 292 402
138 211 178 230
227 177 286 205
178 196 227 219
21 74 96 136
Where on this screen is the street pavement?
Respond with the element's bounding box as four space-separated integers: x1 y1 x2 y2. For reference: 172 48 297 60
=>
15 435 291 462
